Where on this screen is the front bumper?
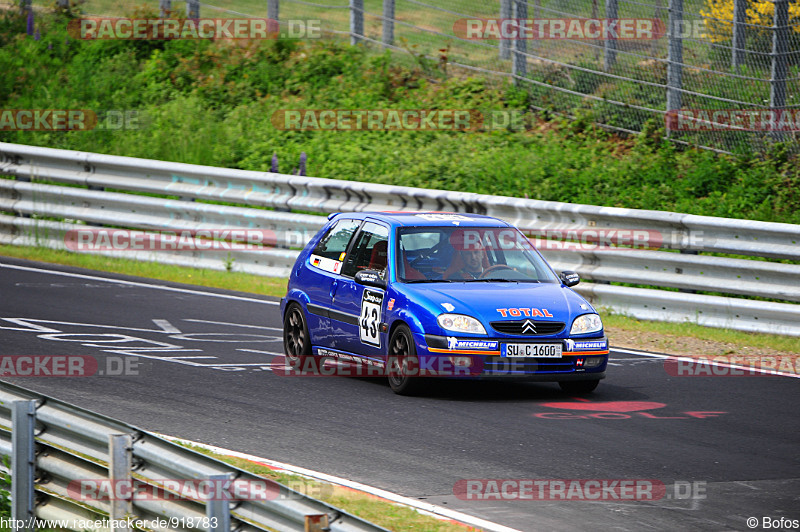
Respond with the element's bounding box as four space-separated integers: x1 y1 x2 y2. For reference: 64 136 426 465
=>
415 333 608 380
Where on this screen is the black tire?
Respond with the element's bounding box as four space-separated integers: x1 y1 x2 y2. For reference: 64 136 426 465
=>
559 379 600 394
387 324 425 395
283 303 312 368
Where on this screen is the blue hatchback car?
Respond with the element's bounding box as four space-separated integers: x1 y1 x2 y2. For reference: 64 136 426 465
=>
281 212 608 395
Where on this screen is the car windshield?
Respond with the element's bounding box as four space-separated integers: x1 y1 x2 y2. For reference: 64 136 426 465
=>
396 226 559 283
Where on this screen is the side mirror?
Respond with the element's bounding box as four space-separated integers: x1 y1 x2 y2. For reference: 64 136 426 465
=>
355 269 387 290
560 270 580 287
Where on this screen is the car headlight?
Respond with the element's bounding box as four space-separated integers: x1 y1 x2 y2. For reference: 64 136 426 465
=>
437 314 487 335
570 314 603 335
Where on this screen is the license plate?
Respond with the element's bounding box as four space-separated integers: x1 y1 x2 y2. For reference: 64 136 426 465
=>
502 343 562 358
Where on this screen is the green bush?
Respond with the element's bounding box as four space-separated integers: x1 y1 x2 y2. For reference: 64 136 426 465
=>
0 9 797 225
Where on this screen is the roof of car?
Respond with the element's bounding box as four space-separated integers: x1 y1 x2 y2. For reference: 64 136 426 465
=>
328 211 511 228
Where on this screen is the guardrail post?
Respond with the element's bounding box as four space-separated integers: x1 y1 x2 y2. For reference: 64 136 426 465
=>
770 0 788 142
12 401 36 532
350 0 364 45
666 0 683 122
512 0 528 84
206 473 233 532
603 0 618 71
109 434 133 532
268 0 279 21
305 514 331 531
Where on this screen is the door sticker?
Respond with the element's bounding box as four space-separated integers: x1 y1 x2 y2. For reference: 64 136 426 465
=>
360 289 384 347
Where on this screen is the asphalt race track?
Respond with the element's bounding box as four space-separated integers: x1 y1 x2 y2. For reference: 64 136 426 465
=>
1 257 798 531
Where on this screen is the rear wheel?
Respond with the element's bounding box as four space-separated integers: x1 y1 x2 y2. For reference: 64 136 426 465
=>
387 325 425 395
283 303 312 369
559 379 600 394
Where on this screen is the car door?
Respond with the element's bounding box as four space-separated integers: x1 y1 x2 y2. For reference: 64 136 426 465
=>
303 218 361 349
330 221 390 359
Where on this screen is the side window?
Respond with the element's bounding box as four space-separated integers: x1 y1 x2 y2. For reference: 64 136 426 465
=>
341 222 390 278
309 219 361 273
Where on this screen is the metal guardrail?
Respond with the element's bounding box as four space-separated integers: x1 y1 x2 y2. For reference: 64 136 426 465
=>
0 381 389 532
1 142 799 336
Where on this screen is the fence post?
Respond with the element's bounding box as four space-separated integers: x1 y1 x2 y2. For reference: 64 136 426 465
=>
12 401 36 532
651 0 664 57
160 0 171 17
603 0 618 71
731 0 746 70
382 0 395 47
268 0 279 21
770 0 788 141
109 434 133 532
206 473 233 532
512 0 528 84
500 0 512 59
350 0 364 45
593 0 601 60
666 0 683 115
186 0 200 19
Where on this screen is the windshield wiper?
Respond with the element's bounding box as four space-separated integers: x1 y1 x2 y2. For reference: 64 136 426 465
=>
404 279 456 283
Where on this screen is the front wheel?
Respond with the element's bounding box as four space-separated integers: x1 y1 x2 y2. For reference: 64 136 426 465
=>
559 379 600 394
387 325 425 395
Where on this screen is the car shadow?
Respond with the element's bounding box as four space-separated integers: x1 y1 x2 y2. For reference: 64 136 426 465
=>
349 375 655 403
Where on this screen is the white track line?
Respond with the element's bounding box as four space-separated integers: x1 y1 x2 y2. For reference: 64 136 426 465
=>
185 319 283 331
162 436 522 532
612 347 800 379
0 263 279 305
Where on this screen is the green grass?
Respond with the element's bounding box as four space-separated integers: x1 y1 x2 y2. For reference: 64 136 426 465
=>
602 312 800 354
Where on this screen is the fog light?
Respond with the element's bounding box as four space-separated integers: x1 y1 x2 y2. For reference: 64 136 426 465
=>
448 356 473 367
583 357 603 368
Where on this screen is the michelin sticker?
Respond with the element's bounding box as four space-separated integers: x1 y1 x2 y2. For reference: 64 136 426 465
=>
565 339 608 351
447 337 499 351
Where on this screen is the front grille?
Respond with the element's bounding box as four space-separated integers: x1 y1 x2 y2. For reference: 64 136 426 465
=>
490 320 565 336
481 356 574 374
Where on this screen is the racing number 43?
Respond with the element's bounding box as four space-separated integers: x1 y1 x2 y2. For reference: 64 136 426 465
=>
360 289 384 347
